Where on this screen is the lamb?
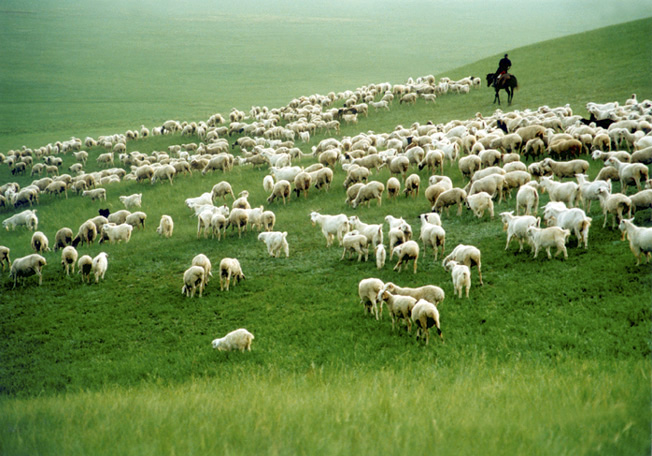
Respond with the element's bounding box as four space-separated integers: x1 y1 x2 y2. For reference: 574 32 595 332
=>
119 193 142 210
444 260 471 298
604 157 649 193
543 203 592 249
376 289 417 331
0 246 10 271
72 220 98 247
3 209 39 231
53 227 73 250
341 231 370 262
212 181 235 201
375 244 386 269
212 328 254 352
100 223 133 244
91 252 108 283
82 188 107 201
442 244 483 285
182 265 205 297
351 181 385 208
526 226 570 259
191 253 213 287
310 212 349 247
391 240 420 273
125 211 147 230
219 258 245 291
596 187 632 228
61 246 78 276
411 299 443 344
348 216 383 247
258 231 289 258
31 231 50 254
156 215 174 238
358 278 385 319
267 179 291 205
618 218 652 265
540 158 589 179
9 254 47 288
433 188 467 216
466 191 494 219
539 176 579 207
500 211 539 252
77 255 93 283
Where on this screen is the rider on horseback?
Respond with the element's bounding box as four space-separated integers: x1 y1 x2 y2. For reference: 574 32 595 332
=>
494 54 511 85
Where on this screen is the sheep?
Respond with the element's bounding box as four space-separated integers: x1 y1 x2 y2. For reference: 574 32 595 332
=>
618 218 652 265
629 189 652 214
310 211 349 247
341 231 370 262
191 253 213 287
0 246 10 271
526 226 570 259
604 157 649 193
391 240 420 273
72 220 98 247
418 149 444 174
309 167 334 191
458 154 481 179
100 223 133 244
342 165 370 188
155 215 174 238
261 210 276 232
3 209 38 231
53 227 73 251
478 149 503 168
31 231 50 254
232 191 251 210
375 244 386 269
386 177 401 199
575 173 611 213
119 193 142 210
539 176 579 207
540 158 589 179
419 220 446 260
348 216 383 247
467 174 506 204
225 208 249 238
596 187 632 228
212 328 254 352
267 179 291 205
630 146 652 165
262 175 275 194
386 155 410 181
185 192 214 211
442 244 483 285
433 188 467 216
358 278 385 319
376 289 417 331
502 170 531 198
523 137 546 159
125 211 147 230
61 246 78 276
403 173 421 198
293 171 312 199
270 165 303 183
547 139 583 159
543 204 592 249
90 252 108 283
425 181 453 209
44 180 68 199
9 254 47 288
411 299 443 345
591 150 631 163
444 260 471 298
382 282 445 307
219 258 245 291
351 181 385 208
202 153 234 175
77 255 93 283
182 265 205 297
258 231 289 258
212 181 235 201
500 211 539 252
466 191 494 219
151 164 176 185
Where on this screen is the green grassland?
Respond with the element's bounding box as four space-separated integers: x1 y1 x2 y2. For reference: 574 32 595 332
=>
0 14 651 456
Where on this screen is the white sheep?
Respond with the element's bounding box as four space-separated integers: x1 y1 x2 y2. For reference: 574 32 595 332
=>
219 258 245 291
310 211 349 247
376 289 417 331
261 210 276 232
515 183 539 216
419 219 446 260
433 188 467 216
411 299 443 345
125 211 147 230
358 278 385 319
156 215 174 238
391 240 420 273
596 187 632 228
375 244 386 269
540 157 589 179
191 253 213 287
442 244 483 286
466 191 494 219
119 193 142 210
348 216 383 247
9 253 47 288
543 203 592 249
31 231 50 254
630 189 652 214
618 218 652 265
151 164 176 185
77 255 93 283
258 231 289 258
3 209 38 231
61 246 78 276
72 220 98 247
262 175 275 193
539 176 579 207
182 265 205 297
341 231 370 262
0 246 10 271
351 181 385 208
605 157 649 193
500 211 539 252
53 227 73 251
267 179 291 205
526 226 570 259
212 328 254 352
444 260 471 298
386 177 401 199
107 210 131 225
91 252 109 283
100 223 133 244
82 188 107 201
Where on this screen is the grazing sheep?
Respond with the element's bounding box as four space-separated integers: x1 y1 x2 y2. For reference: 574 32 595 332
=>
382 281 445 307
341 231 370 262
458 154 482 179
352 181 385 208
543 204 592 249
107 209 131 225
91 252 109 283
629 189 652 214
182 265 205 297
345 183 364 206
151 164 176 185
515 183 539 215
0 246 10 271
467 174 506 204
77 255 93 282
547 139 583 159
212 181 235 201
418 149 444 174
225 208 249 238
596 187 632 228
419 219 446 260
391 240 420 273
618 218 652 265
310 212 350 247
425 180 453 209
575 173 611 213
604 157 649 193
191 253 213 288
119 193 142 210
82 188 107 201
539 176 579 207
212 328 254 352
348 216 383 247
61 246 78 276
411 299 443 345
630 146 652 165
258 231 289 258
156 215 174 238
526 226 570 259
375 244 386 269
376 289 417 331
433 188 467 216
386 177 401 199
358 278 385 320
267 179 291 205
466 191 494 219
500 211 539 252
444 260 471 298
523 137 546 159
125 211 147 230
9 253 47 288
100 223 133 244
309 167 334 191
342 165 370 188
53 227 73 251
261 210 276 232
72 220 98 247
293 171 312 198
540 157 589 179
219 258 245 291
403 173 421 198
442 244 483 285
44 180 68 199
3 209 38 231
388 227 407 253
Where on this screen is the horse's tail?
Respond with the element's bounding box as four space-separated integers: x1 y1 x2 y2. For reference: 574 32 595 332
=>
513 76 520 91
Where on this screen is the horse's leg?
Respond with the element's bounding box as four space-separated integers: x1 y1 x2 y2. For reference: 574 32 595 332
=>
494 89 500 105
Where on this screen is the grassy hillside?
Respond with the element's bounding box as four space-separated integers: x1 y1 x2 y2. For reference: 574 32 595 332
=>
0 17 651 456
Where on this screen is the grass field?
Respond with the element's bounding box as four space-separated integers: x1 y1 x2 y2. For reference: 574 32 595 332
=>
1 8 651 456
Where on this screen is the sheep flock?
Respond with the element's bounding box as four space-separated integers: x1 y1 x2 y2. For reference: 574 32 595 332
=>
2 73 651 350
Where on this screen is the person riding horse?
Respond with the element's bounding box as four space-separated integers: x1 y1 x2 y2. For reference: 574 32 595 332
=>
494 54 511 85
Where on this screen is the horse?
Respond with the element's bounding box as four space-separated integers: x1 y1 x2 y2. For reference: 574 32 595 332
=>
486 73 518 105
